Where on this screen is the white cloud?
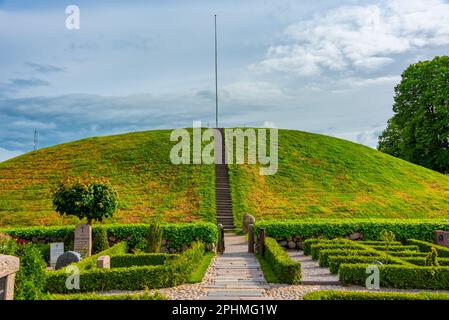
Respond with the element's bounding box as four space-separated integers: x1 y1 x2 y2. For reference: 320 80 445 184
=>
0 147 22 162
253 0 449 75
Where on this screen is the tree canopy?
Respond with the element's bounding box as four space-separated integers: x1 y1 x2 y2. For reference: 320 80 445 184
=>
52 176 118 224
378 56 449 174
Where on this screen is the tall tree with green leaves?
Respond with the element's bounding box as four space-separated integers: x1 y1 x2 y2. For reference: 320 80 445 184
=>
378 56 449 174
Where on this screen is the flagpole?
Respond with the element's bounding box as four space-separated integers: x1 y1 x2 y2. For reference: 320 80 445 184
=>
214 14 218 128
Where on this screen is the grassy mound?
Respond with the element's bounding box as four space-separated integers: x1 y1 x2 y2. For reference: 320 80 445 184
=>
228 129 449 225
0 130 215 227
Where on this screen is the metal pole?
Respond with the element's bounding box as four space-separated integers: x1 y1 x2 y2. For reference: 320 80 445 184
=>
214 14 218 128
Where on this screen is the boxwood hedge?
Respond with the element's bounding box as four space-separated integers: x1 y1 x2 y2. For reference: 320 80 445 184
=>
262 237 301 284
304 290 449 300
404 239 449 257
254 220 449 242
328 256 407 274
110 253 177 268
0 222 218 249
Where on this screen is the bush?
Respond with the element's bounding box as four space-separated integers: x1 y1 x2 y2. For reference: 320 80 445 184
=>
49 291 166 300
146 222 162 253
318 249 378 267
75 242 128 271
303 239 350 255
45 242 205 293
361 241 401 246
425 247 439 266
389 251 428 257
262 237 301 284
339 264 449 289
310 243 365 260
254 220 449 242
405 239 449 257
0 222 218 250
110 253 177 268
328 255 406 274
304 290 449 300
368 245 419 252
401 257 449 266
92 227 109 254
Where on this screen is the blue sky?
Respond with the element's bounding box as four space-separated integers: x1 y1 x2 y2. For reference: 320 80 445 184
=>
1 0 449 161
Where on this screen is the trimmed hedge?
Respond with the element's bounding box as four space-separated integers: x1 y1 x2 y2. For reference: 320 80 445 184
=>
304 290 449 300
310 243 366 260
339 264 449 289
110 253 177 268
75 242 128 271
405 239 449 257
361 241 401 246
401 257 449 266
368 245 419 252
262 237 301 284
45 242 205 293
303 238 350 255
49 291 166 300
328 256 406 274
318 250 378 267
254 220 449 242
0 222 218 250
389 251 428 257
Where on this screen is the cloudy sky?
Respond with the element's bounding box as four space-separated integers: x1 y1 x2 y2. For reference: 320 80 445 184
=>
1 0 449 161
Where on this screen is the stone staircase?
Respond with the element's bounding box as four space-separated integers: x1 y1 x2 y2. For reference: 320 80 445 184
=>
215 128 235 231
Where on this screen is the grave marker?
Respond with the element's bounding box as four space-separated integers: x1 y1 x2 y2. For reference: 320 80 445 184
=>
50 242 64 268
74 224 92 257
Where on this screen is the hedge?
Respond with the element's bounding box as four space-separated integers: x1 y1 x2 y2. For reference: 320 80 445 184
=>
75 242 128 271
303 290 449 300
1 222 218 249
262 237 301 284
368 245 419 252
318 249 378 267
45 242 205 293
328 256 407 274
310 243 366 260
360 241 401 246
303 238 350 255
110 253 178 268
404 239 449 257
389 251 428 257
254 220 449 242
339 264 449 289
401 257 449 266
49 291 166 300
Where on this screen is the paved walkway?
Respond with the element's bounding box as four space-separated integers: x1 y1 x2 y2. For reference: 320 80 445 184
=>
287 251 340 285
200 234 271 300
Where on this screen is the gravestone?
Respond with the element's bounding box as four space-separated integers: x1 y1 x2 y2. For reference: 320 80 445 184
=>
435 230 449 248
96 255 110 269
50 242 64 268
55 251 81 270
74 224 92 257
0 254 20 300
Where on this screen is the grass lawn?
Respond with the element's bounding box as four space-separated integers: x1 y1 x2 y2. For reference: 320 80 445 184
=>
0 129 215 227
188 252 215 283
228 129 449 227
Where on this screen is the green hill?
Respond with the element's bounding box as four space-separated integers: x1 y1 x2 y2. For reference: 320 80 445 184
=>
1 128 449 228
228 129 449 224
0 130 215 227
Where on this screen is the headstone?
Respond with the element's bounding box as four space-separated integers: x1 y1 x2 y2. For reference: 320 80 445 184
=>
55 251 81 270
242 214 256 233
0 254 20 300
74 224 92 257
435 230 449 248
50 242 64 268
96 255 110 269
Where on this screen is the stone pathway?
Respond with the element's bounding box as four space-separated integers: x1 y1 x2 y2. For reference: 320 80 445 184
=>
287 251 340 285
200 234 271 300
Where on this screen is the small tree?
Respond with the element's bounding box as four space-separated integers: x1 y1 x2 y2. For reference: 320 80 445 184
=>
52 177 118 225
93 226 109 254
380 230 396 263
425 247 439 267
146 221 163 253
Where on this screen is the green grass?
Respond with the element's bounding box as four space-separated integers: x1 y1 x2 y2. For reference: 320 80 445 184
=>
228 129 449 227
256 253 280 283
188 252 214 283
0 129 215 227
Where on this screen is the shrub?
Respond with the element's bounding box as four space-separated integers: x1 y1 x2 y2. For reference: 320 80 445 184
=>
262 237 301 284
254 219 449 242
318 249 377 267
75 242 128 271
389 251 428 257
304 290 449 300
368 245 419 252
49 291 166 300
92 226 109 254
405 239 449 257
146 222 162 253
328 255 406 274
45 242 205 293
110 253 177 268
310 243 366 260
425 247 439 266
362 241 401 246
401 257 449 266
0 222 218 250
339 264 449 289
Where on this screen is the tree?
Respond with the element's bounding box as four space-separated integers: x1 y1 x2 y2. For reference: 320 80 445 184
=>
378 56 449 174
425 247 439 267
380 230 395 263
52 177 118 225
